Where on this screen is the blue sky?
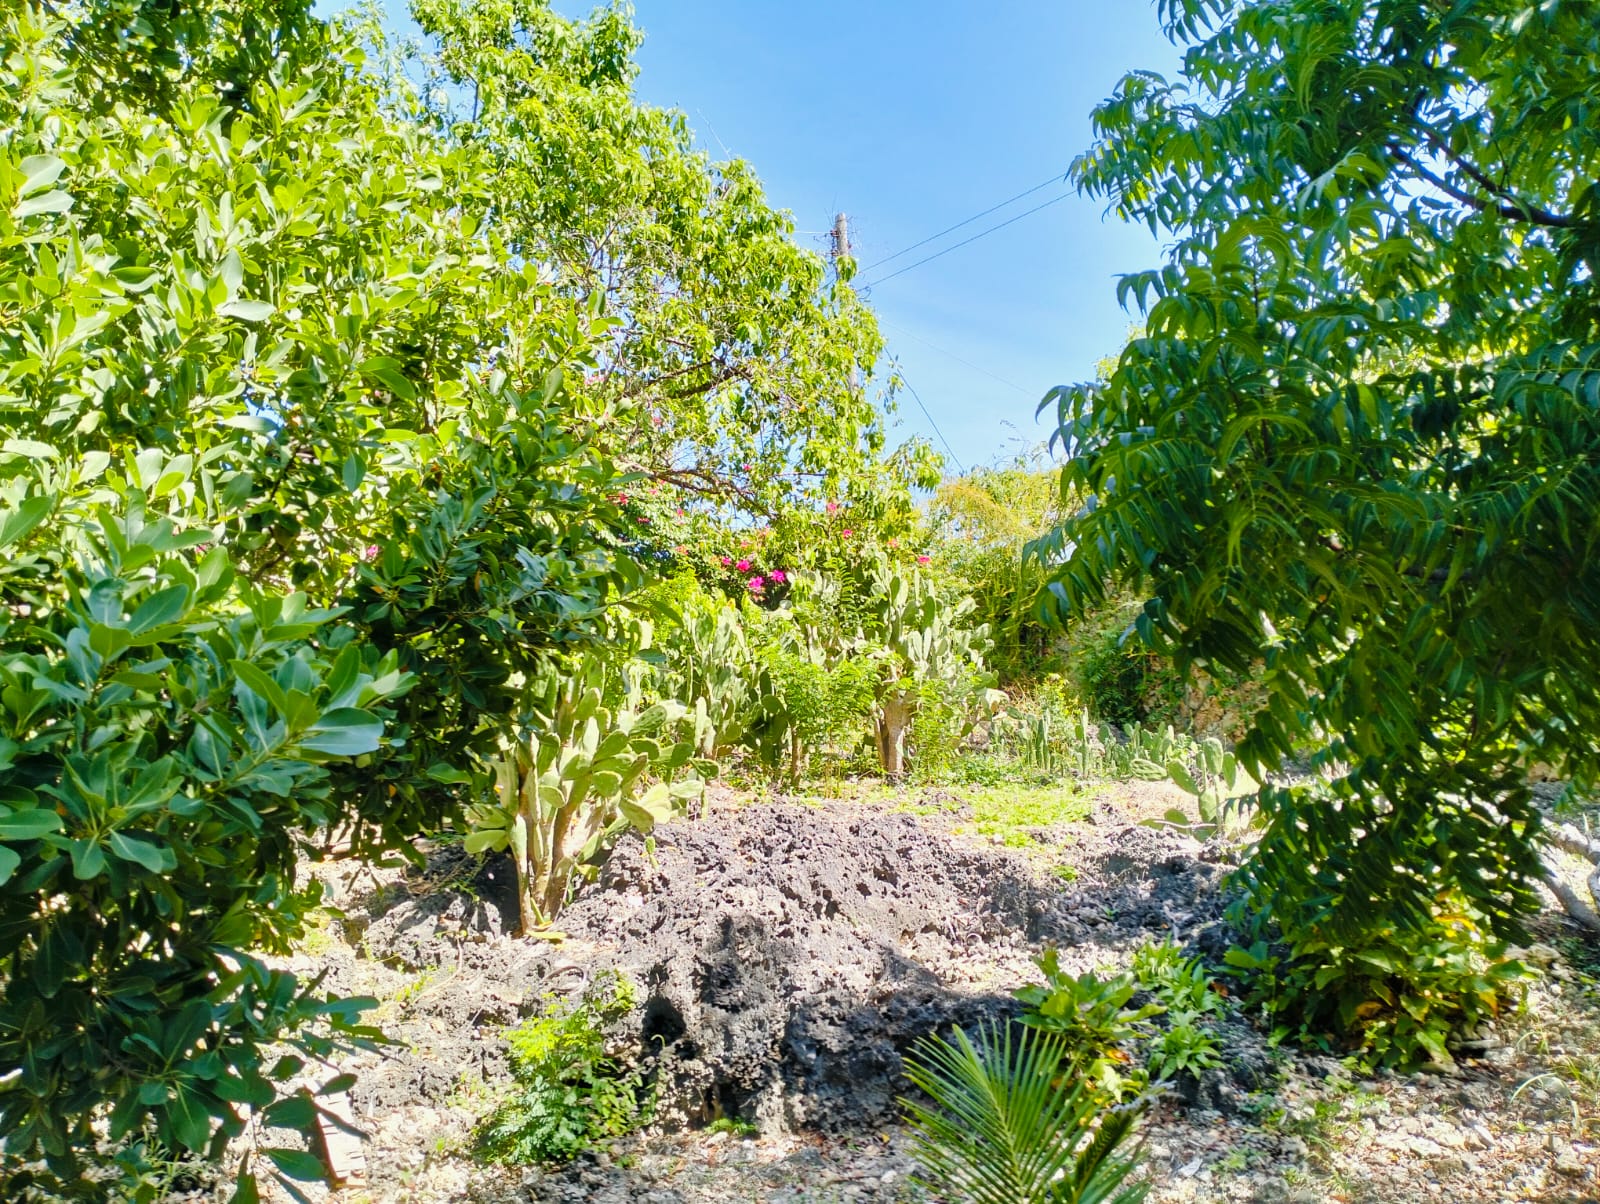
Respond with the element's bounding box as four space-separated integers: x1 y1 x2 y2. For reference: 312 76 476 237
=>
611 2 1181 472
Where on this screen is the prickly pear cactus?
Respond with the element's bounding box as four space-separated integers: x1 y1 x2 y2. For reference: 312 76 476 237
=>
464 663 712 929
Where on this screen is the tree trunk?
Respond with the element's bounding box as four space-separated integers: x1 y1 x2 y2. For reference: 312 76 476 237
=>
876 691 913 780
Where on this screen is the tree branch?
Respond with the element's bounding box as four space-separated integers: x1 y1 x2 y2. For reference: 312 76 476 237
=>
1389 144 1577 231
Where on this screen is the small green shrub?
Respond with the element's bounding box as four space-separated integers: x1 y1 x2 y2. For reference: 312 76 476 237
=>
1015 951 1161 1101
1073 618 1182 728
1145 1015 1224 1082
1130 941 1226 1020
1222 901 1534 1070
1130 941 1227 1083
478 972 651 1164
903 1022 1149 1204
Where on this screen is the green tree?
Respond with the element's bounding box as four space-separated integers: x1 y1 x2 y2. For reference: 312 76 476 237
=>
1 0 925 1181
1035 0 1600 939
0 0 629 1184
926 454 1066 684
409 0 938 519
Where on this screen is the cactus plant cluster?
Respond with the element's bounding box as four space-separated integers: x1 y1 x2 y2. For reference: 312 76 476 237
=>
864 563 992 777
1160 737 1259 838
465 666 712 931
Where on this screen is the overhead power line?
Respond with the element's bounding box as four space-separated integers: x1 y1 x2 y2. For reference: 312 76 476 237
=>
860 171 1067 273
862 191 1073 289
879 318 1034 399
898 367 966 475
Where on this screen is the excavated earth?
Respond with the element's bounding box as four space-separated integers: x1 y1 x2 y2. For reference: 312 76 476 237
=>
240 786 1600 1204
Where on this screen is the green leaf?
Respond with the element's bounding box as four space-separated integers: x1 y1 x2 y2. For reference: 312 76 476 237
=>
462 829 507 854
262 1148 327 1182
107 830 177 873
130 585 191 633
168 1083 212 1151
4 438 58 459
217 299 276 322
359 357 416 400
0 495 52 548
232 660 289 718
0 809 63 839
70 840 106 880
262 1093 317 1130
17 154 66 197
298 709 384 756
13 190 73 219
0 845 19 886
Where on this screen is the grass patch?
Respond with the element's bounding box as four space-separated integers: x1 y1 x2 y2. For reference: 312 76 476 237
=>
961 782 1099 847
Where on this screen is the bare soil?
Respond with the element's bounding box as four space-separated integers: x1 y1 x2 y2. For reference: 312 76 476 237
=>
236 781 1600 1204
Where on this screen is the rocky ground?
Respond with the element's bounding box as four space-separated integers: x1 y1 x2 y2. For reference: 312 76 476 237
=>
226 780 1600 1204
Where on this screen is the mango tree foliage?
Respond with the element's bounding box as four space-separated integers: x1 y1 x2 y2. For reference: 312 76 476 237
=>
1035 0 1600 936
409 0 937 516
0 0 627 1181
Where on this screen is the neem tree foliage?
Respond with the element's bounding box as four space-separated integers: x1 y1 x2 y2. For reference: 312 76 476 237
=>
1035 1 1600 938
0 0 905 1188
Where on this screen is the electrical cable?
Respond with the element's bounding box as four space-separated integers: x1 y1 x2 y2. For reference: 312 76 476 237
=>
898 367 966 475
879 319 1034 398
859 171 1067 272
862 191 1073 289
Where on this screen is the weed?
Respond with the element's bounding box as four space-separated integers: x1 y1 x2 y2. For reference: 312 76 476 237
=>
1131 940 1226 1019
295 906 341 958
961 783 1097 847
477 971 651 1163
705 1116 759 1138
1015 950 1161 1102
1222 899 1534 1070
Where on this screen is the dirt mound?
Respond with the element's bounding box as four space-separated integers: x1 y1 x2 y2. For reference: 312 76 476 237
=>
553 803 1220 1133
351 799 1227 1137
552 805 1039 1131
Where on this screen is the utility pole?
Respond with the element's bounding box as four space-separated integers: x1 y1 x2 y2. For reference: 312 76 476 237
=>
831 212 862 393
831 212 851 266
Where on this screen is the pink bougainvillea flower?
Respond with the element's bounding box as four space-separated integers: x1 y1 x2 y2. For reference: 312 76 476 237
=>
721 556 732 566
615 493 628 505
917 555 931 564
842 529 853 538
638 515 650 524
742 463 753 472
673 545 687 554
736 559 751 572
747 576 765 590
825 501 839 513
677 507 686 516
770 569 787 583
364 545 380 561
887 537 899 548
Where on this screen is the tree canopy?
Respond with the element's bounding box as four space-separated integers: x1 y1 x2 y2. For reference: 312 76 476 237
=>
0 0 927 1185
1035 0 1600 936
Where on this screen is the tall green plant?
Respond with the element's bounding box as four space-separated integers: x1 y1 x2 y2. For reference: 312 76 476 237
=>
862 561 992 778
1034 0 1600 945
464 665 709 929
0 492 400 1188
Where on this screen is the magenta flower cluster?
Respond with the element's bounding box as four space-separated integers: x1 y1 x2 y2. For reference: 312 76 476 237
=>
719 556 787 594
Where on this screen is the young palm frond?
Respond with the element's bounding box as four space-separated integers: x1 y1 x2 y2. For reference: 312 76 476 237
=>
904 1022 1148 1204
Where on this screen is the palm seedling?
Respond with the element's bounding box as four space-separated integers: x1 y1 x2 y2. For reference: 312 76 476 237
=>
903 1021 1149 1204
